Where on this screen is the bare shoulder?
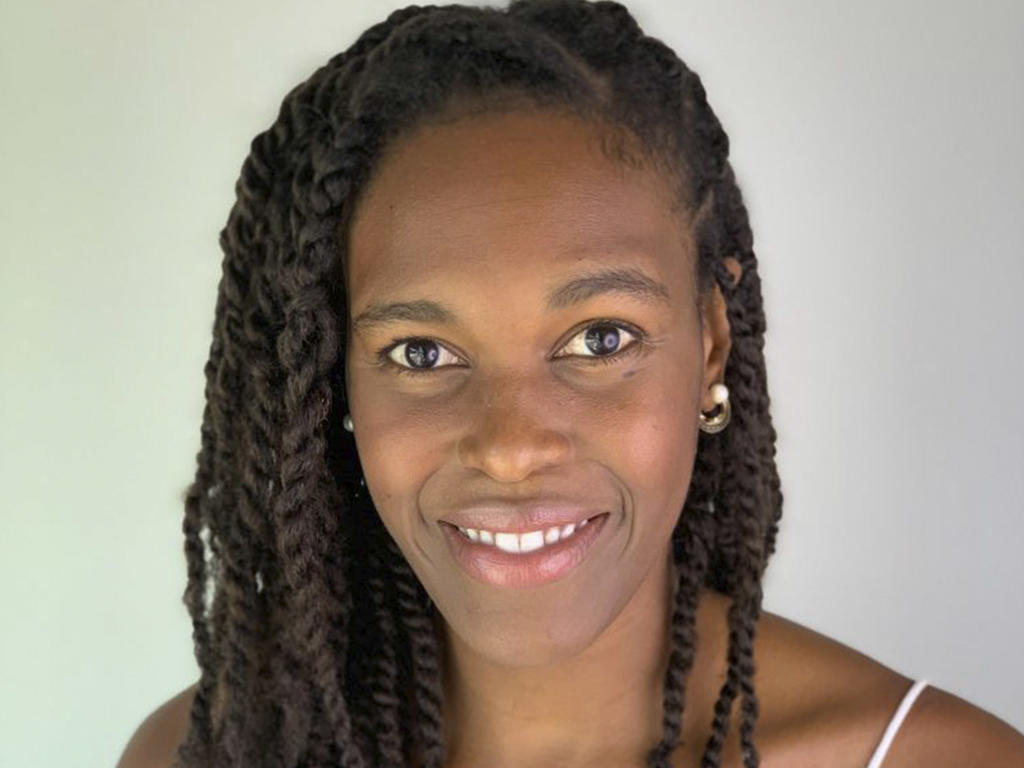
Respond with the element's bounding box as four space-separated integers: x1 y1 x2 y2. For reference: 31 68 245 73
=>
751 607 1024 767
879 684 1024 766
115 682 198 768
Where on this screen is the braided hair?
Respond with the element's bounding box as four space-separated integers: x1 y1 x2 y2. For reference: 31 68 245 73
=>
174 1 782 766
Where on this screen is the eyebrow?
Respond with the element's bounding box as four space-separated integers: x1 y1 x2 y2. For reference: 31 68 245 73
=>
350 266 671 333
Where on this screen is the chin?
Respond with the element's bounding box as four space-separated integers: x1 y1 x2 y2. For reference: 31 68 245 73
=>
451 604 612 668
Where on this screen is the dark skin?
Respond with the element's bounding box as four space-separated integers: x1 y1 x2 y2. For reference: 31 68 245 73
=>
343 109 727 767
117 110 1024 768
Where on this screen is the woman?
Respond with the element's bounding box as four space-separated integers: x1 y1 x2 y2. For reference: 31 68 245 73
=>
117 1 1024 766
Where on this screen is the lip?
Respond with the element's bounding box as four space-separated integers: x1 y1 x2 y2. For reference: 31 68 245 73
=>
440 512 610 588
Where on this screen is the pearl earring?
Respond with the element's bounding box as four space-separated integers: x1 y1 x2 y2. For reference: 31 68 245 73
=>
698 383 731 434
343 413 354 433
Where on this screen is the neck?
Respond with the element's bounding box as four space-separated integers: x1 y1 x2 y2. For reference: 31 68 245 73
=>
439 550 712 768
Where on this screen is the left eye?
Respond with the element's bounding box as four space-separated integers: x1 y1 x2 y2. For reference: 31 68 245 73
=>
556 322 639 359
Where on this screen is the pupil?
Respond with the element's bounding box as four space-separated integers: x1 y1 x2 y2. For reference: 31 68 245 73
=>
405 340 440 368
584 325 620 355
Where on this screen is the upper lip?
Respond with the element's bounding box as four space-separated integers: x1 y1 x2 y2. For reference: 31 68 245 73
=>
440 500 608 534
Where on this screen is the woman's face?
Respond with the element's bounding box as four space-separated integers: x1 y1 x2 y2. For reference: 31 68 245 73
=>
344 108 729 667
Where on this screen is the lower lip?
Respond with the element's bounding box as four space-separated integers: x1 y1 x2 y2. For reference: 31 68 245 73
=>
439 513 610 588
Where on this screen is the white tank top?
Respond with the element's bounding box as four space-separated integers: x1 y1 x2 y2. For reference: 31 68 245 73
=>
865 679 929 767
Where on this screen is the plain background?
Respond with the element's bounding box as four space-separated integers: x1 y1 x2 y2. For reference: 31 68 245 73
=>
2 1 1022 766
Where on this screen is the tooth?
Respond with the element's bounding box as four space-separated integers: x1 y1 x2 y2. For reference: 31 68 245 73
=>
479 530 494 545
494 532 520 553
560 523 576 538
544 526 560 544
579 517 589 528
466 528 479 541
519 530 544 552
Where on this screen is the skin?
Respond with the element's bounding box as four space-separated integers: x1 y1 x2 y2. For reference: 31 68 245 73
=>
116 108 1024 768
343 108 730 766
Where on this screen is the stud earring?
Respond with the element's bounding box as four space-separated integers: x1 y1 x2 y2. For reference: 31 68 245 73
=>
698 383 731 434
343 413 354 433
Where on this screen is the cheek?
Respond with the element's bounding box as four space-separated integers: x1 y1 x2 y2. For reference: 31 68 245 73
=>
347 384 441 537
606 372 701 535
581 322 706 553
613 382 695 473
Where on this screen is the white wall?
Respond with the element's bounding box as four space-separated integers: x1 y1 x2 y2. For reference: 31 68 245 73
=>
1 2 1020 766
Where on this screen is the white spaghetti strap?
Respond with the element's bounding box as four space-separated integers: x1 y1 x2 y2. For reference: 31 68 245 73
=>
865 679 930 768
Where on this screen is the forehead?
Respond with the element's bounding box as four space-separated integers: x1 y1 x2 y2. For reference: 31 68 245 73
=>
345 110 693 307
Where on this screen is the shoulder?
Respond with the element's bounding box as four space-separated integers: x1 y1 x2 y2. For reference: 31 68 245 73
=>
115 682 198 768
751 608 1024 767
877 684 1024 767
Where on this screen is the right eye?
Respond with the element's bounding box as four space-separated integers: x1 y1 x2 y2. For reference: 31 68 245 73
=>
378 338 464 376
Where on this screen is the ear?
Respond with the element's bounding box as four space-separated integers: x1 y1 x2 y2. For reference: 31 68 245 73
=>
699 256 742 412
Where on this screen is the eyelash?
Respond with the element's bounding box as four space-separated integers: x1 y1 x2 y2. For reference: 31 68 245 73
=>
375 319 648 379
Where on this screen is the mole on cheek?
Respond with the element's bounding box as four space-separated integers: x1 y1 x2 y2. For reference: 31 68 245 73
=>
622 370 637 379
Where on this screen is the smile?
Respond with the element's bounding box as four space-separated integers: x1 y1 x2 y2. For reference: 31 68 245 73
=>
454 517 593 553
440 513 611 588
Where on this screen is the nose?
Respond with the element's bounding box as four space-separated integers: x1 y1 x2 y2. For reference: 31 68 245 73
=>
456 371 573 483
